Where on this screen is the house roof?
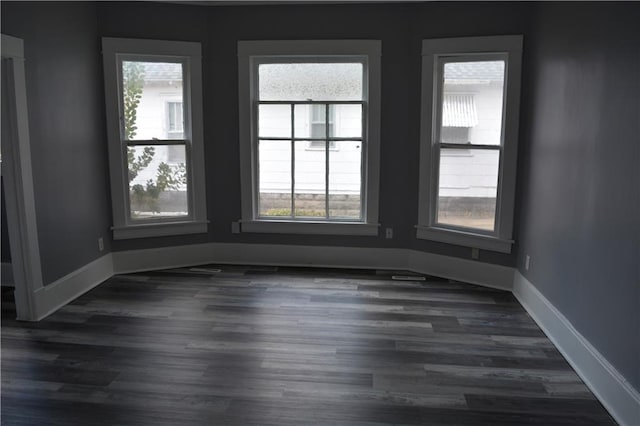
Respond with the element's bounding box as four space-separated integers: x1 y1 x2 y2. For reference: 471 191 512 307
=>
142 62 183 82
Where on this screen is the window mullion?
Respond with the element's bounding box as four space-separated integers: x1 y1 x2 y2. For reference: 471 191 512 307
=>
325 103 330 219
259 100 362 105
262 137 362 142
290 103 295 218
439 143 502 151
126 139 188 146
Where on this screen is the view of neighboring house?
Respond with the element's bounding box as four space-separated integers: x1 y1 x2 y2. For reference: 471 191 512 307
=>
125 61 187 218
437 60 505 230
128 60 505 228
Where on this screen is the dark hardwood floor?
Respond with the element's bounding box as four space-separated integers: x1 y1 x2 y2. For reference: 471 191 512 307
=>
1 265 615 425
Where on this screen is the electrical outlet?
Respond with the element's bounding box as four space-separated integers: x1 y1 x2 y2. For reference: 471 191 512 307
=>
231 221 240 234
471 247 479 259
98 237 104 252
525 255 531 271
385 228 393 239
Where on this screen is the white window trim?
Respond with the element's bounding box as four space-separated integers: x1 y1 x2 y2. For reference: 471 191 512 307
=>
2 34 44 320
102 38 208 240
416 35 523 253
237 40 381 236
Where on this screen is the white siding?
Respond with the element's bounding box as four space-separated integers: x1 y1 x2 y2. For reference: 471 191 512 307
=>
130 77 504 199
440 82 503 198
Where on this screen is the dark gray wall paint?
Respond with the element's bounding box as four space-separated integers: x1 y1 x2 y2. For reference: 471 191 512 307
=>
1 2 112 284
1 178 10 263
516 3 640 390
99 1 529 266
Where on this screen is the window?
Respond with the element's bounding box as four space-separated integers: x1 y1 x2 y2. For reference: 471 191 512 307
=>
167 101 184 136
308 105 336 149
102 38 207 239
238 41 381 235
417 36 523 253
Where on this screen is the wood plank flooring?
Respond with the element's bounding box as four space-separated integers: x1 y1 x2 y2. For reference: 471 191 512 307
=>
1 265 615 425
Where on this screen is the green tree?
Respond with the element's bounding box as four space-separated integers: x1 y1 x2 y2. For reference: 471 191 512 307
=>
123 62 187 215
123 61 144 140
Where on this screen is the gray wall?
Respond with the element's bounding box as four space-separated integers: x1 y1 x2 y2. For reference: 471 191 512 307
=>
516 3 640 390
98 1 528 267
1 2 112 284
1 178 10 263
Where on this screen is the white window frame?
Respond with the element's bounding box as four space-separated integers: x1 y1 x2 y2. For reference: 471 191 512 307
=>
237 40 381 236
102 38 207 240
416 35 523 253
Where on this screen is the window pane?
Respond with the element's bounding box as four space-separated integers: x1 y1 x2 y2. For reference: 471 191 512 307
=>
294 141 326 217
259 63 363 101
441 61 505 146
128 144 188 219
122 61 184 140
259 104 291 138
329 141 362 219
258 140 291 217
330 104 362 138
437 148 499 231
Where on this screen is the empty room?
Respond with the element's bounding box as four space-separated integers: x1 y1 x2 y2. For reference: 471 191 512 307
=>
1 1 638 424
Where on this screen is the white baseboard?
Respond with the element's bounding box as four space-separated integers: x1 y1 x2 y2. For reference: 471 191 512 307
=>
32 254 114 321
29 244 511 322
112 243 514 291
513 271 640 426
406 249 513 291
1 262 15 286
112 242 216 274
112 243 406 274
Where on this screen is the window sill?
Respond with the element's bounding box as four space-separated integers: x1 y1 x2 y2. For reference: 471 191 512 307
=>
113 220 208 240
415 225 513 253
241 220 380 236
